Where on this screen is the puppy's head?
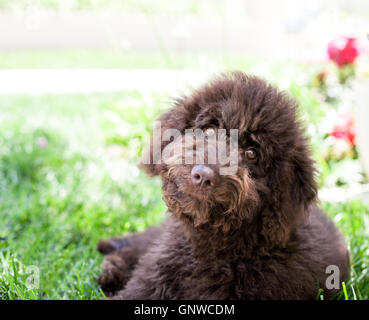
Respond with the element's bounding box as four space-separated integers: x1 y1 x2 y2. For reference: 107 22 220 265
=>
140 72 317 246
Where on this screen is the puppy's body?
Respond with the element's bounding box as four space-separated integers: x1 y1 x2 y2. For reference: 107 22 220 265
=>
98 73 349 299
100 207 348 300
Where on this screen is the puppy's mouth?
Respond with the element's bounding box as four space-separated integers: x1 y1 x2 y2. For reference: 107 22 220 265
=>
161 167 247 216
162 177 225 223
168 179 213 201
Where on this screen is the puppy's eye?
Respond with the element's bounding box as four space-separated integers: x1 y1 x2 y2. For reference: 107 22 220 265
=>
204 128 215 137
245 148 257 161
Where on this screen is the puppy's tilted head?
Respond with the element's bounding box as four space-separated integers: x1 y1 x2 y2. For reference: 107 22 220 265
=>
140 72 317 246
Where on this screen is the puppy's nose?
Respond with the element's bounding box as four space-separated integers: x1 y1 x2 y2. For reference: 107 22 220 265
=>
191 165 217 188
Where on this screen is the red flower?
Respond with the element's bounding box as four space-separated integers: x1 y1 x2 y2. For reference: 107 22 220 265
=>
330 112 356 145
327 37 359 67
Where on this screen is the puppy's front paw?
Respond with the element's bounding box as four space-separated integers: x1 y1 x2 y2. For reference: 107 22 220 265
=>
98 247 138 296
97 239 116 255
97 237 131 255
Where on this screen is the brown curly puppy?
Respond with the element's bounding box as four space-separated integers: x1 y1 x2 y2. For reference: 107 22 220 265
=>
98 72 349 299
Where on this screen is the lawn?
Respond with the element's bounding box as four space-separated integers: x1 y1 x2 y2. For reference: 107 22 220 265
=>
0 91 168 299
0 70 368 300
0 49 290 70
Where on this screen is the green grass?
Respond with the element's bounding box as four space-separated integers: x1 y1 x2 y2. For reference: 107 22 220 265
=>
0 92 167 299
0 88 368 300
0 49 229 69
0 50 184 69
0 49 306 71
322 201 369 300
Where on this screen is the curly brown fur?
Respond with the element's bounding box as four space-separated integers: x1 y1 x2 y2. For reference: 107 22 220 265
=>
98 72 349 299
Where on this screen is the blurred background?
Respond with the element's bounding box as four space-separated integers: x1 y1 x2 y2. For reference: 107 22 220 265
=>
0 0 368 300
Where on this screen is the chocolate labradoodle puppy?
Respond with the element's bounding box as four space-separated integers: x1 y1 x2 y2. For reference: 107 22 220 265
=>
97 72 349 299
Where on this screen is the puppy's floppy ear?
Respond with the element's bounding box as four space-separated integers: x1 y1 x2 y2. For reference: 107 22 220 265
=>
138 119 165 177
290 141 318 210
139 94 196 177
138 104 187 177
138 140 158 177
261 140 317 248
